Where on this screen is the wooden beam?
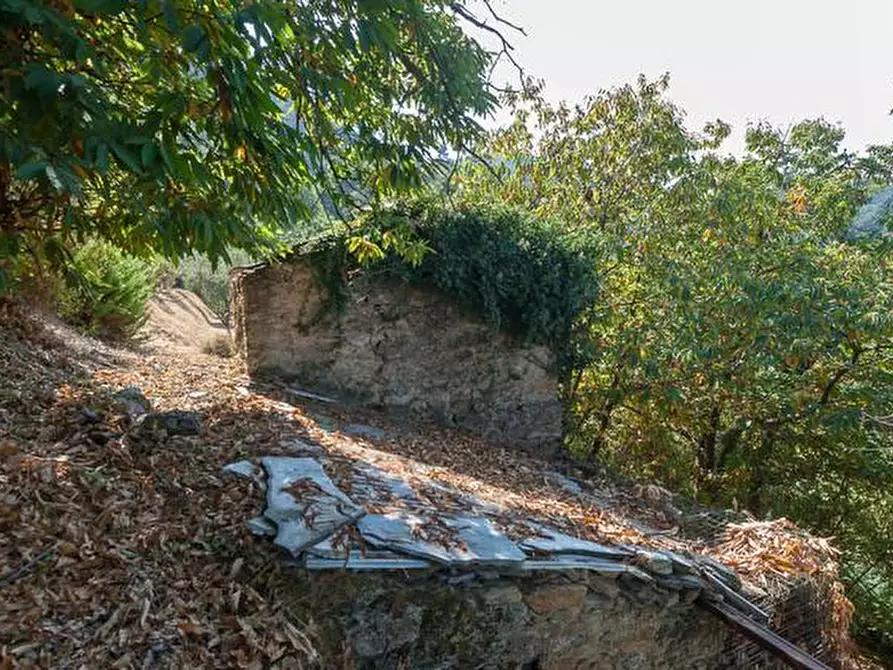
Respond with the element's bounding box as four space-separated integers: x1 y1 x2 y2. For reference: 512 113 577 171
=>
702 569 770 624
700 600 833 670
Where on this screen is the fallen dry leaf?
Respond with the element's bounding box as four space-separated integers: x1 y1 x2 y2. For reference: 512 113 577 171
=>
0 296 875 669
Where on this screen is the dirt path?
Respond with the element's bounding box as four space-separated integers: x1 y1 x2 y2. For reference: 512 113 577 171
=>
137 288 231 355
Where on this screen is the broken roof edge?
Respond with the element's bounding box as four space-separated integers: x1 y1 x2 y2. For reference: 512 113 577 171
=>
225 456 759 613
224 453 845 670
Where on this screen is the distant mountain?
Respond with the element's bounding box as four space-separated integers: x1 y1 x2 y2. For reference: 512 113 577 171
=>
847 186 893 241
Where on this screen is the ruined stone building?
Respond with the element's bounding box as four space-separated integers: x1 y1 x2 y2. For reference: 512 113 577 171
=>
231 258 564 451
228 255 848 669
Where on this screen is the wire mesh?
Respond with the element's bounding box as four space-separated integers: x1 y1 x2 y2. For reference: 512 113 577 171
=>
715 575 836 668
678 510 841 669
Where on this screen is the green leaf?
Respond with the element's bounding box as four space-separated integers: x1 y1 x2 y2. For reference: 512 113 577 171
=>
141 142 156 168
162 0 179 32
357 22 373 52
74 0 127 15
182 24 205 53
0 230 20 258
74 38 92 66
96 144 109 173
158 142 174 173
23 66 59 98
16 160 49 180
23 5 45 24
110 142 143 173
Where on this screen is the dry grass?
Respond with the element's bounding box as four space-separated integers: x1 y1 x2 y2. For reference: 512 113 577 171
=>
202 332 234 357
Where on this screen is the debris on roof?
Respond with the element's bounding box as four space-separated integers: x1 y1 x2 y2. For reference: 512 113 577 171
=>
260 456 365 557
223 454 771 625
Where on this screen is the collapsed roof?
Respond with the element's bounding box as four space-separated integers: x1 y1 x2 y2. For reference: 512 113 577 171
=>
222 397 853 668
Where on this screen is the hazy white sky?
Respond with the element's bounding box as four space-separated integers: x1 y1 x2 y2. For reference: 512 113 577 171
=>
481 0 893 152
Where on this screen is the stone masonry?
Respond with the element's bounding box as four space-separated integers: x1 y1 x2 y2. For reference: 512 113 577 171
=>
230 259 563 450
222 454 742 669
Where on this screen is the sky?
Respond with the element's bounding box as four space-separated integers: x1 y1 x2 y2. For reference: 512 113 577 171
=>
478 0 893 153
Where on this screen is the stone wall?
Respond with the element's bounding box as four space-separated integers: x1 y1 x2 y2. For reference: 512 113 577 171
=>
283 568 733 669
231 260 563 450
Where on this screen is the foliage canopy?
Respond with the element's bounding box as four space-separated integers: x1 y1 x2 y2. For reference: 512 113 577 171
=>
302 198 599 379
363 200 600 371
456 75 893 658
0 0 503 287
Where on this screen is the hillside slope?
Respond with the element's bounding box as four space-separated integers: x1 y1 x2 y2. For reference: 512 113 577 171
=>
0 295 865 668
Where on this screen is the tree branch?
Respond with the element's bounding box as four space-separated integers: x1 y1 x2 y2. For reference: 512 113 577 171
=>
480 0 526 35
459 141 502 183
450 2 524 77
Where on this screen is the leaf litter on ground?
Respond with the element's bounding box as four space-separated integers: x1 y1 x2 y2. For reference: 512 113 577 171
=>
0 297 871 668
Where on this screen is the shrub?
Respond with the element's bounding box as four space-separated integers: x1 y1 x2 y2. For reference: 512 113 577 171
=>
60 240 155 340
320 199 601 377
170 250 257 321
201 332 234 357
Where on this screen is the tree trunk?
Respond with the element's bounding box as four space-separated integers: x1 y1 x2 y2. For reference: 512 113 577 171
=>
747 426 775 512
588 371 621 458
696 403 721 482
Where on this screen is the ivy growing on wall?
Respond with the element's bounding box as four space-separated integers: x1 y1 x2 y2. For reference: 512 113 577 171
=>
304 198 600 376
